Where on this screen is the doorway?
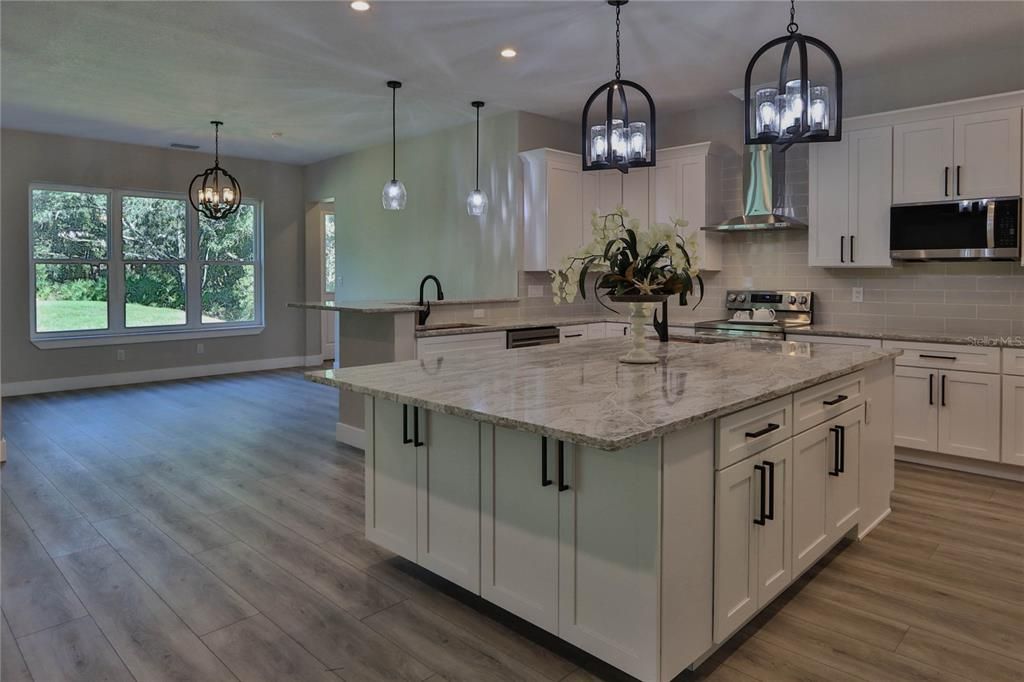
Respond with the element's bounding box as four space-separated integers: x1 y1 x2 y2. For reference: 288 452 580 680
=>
321 208 336 361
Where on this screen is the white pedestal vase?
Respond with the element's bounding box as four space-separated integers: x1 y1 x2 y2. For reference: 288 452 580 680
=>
609 295 668 365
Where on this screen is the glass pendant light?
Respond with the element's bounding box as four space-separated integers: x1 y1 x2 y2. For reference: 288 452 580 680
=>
580 0 656 173
743 0 842 148
382 80 407 210
188 121 242 221
466 101 488 216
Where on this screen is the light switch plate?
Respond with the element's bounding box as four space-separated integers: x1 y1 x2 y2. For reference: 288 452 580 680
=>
527 285 544 298
852 287 864 303
473 309 486 318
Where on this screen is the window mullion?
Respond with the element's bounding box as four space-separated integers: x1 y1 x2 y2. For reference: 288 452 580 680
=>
187 204 202 329
109 191 125 333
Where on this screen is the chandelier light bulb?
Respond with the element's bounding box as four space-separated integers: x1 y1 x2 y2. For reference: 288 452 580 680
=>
382 179 407 210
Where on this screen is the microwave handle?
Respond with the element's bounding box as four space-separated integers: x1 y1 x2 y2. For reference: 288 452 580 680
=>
986 201 996 249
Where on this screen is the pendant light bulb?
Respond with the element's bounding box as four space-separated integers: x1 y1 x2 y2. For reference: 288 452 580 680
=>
466 101 488 217
382 81 407 211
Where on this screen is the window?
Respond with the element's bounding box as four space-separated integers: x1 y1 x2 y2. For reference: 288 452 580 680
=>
30 184 263 347
323 212 335 295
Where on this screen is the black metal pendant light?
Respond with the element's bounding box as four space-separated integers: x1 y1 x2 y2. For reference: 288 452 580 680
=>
581 0 656 174
466 101 488 216
743 0 842 149
382 80 407 211
189 121 242 221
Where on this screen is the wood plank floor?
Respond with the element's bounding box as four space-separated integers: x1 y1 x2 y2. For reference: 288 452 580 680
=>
2 369 1022 682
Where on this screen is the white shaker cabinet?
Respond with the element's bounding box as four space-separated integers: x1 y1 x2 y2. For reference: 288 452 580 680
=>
808 126 892 267
937 370 1002 463
652 143 723 271
952 108 1022 200
365 398 419 561
893 366 939 452
893 117 955 205
481 428 560 632
521 149 587 271
1002 376 1024 467
826 406 862 536
621 168 651 227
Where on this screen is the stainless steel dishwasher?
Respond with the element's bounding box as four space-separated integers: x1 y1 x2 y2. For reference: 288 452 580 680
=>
506 326 560 349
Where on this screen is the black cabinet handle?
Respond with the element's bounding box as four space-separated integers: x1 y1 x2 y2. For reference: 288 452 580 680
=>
564 333 584 339
541 437 552 487
623 327 628 336
402 404 412 445
745 423 781 440
944 166 949 196
850 235 855 263
413 406 425 447
956 165 961 196
754 464 767 526
557 441 570 491
941 375 947 407
823 394 848 406
828 426 841 476
764 460 775 521
919 354 956 361
928 373 934 406
840 236 845 263
836 424 846 473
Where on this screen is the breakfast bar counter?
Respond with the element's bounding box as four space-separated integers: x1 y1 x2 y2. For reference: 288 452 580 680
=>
307 338 899 681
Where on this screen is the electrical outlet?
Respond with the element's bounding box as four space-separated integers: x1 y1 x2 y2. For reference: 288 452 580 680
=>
473 309 486 319
743 277 754 289
116 349 126 361
527 285 544 298
852 287 864 303
196 343 205 355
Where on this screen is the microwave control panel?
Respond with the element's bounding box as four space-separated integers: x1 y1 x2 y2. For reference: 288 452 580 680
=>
993 201 1019 248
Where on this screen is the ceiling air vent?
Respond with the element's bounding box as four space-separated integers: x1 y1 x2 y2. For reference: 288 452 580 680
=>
170 142 200 150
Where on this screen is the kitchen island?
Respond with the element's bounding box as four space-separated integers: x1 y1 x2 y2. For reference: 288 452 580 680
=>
308 338 900 682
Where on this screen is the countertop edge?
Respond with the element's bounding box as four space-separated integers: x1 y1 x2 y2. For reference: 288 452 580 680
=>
307 350 900 451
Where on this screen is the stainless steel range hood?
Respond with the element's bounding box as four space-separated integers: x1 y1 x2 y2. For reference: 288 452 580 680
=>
703 144 808 232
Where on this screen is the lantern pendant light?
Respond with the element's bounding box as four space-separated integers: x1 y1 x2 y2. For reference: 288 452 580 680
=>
382 80 407 210
581 0 656 174
743 0 842 149
188 121 242 221
466 101 488 217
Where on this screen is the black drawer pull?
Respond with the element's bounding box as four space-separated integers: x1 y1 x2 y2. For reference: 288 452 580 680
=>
564 333 584 339
541 437 552 487
828 426 841 476
822 394 848 406
764 460 775 521
745 423 781 440
754 464 767 526
919 354 956 361
413 406 425 447
402 404 412 445
941 375 947 407
928 373 934 406
557 441 570 491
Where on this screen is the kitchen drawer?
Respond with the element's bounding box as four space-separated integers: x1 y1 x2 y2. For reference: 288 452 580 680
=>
716 395 794 470
586 323 607 339
606 322 631 337
793 371 865 435
795 334 883 349
882 340 1000 374
559 325 588 342
1003 348 1024 377
417 331 507 360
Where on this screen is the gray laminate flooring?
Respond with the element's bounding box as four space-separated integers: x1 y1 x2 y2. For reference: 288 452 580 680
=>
2 368 1021 681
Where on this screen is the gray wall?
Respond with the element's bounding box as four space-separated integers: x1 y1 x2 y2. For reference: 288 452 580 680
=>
1 129 309 385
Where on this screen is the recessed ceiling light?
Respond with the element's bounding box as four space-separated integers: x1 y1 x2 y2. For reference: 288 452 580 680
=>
350 1 370 11
500 47 517 59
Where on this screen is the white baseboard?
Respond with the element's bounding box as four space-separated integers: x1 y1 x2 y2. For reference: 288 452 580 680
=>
336 421 366 450
857 507 891 540
896 448 1024 482
0 355 324 397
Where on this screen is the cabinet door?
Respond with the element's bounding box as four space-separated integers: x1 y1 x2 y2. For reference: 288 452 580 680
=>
713 457 758 642
792 422 832 575
1002 376 1024 467
847 127 893 267
892 117 955 204
546 162 585 270
605 322 630 338
366 398 418 560
596 170 623 214
621 168 650 227
893 367 939 452
416 411 481 592
481 427 559 632
558 441 660 681
756 440 793 608
953 108 1022 200
808 138 849 266
827 407 862 537
938 370 1002 462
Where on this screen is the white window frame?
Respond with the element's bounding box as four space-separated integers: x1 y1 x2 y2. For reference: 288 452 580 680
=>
29 182 265 349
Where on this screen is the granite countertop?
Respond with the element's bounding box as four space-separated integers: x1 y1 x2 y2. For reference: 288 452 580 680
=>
308 338 900 451
289 297 520 314
788 325 1023 348
415 316 698 338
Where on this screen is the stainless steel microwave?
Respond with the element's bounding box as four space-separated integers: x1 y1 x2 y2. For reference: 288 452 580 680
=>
890 198 1020 261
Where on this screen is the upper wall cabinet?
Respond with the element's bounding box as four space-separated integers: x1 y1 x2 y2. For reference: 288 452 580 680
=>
582 169 650 232
893 108 1022 204
808 126 893 268
521 149 587 271
652 143 724 271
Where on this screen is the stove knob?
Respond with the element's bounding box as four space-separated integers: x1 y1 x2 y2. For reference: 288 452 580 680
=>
737 294 747 302
727 294 737 302
788 295 797 305
799 296 809 305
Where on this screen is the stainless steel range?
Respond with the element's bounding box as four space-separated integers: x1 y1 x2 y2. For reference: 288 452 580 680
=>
694 290 813 340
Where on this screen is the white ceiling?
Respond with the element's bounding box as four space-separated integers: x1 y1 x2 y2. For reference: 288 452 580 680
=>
3 1 1022 165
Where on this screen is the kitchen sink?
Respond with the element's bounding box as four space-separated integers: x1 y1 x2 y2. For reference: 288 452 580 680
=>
416 322 487 331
